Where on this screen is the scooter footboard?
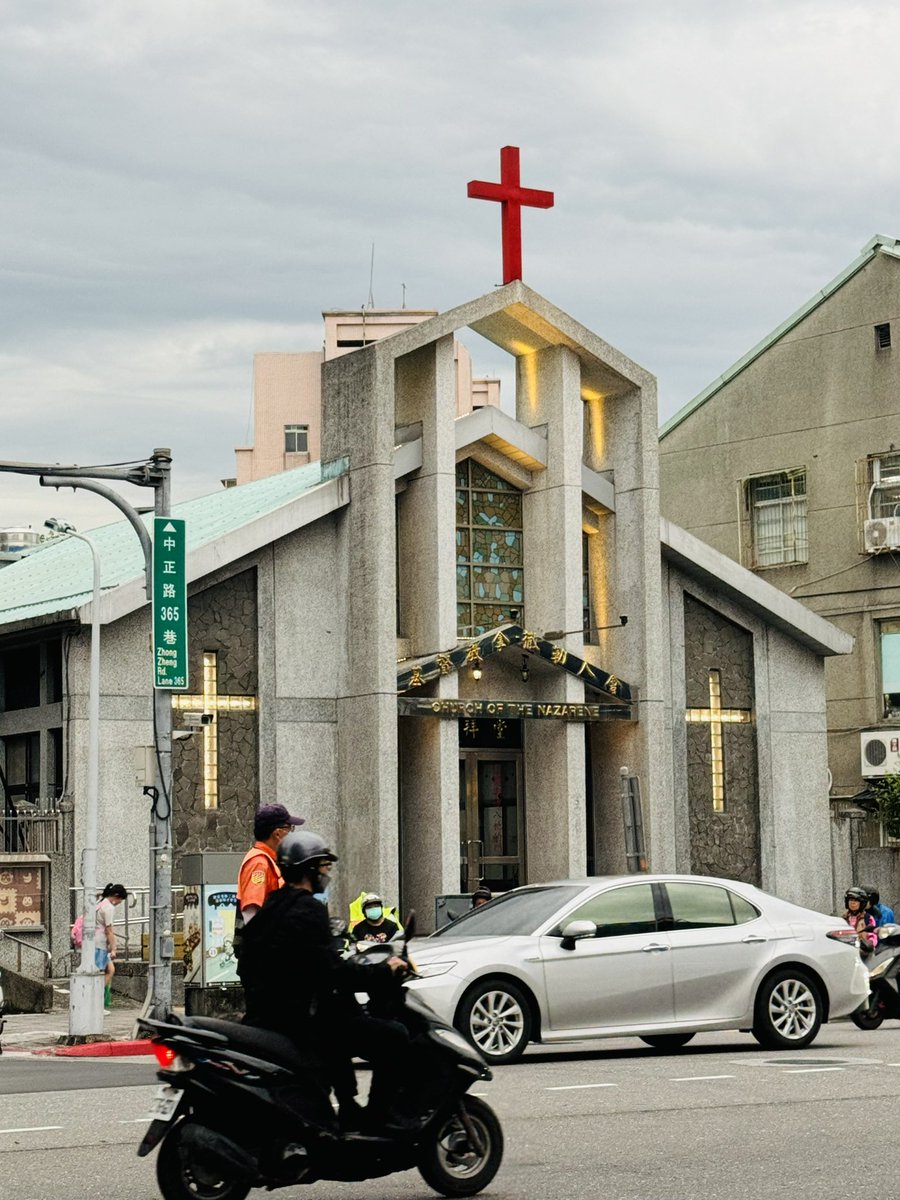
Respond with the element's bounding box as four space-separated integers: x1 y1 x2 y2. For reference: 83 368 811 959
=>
315 1136 414 1182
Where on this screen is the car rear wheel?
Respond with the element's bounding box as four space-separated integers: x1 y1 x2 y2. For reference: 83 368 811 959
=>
639 1033 695 1051
751 969 823 1049
455 979 532 1064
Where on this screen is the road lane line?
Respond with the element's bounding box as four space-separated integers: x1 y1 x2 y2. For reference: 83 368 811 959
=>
546 1083 618 1091
672 1080 734 1089
0 1126 64 1135
783 1067 844 1074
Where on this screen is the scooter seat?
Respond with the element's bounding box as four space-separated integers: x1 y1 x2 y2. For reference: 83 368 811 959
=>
184 1016 317 1073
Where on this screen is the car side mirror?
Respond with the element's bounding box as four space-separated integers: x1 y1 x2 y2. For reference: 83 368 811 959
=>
560 919 597 950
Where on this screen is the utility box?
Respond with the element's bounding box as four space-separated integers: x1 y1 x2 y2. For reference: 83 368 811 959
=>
181 853 243 1012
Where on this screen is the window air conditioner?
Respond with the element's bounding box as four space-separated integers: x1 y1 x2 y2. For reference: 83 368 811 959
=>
860 731 900 778
864 516 900 553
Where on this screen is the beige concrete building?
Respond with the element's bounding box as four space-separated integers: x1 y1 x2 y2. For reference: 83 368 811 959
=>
234 309 500 485
659 234 900 897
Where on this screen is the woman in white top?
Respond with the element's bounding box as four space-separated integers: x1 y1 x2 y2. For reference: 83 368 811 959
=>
95 883 127 1013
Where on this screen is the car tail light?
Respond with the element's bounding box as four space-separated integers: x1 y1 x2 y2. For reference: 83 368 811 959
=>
826 928 858 946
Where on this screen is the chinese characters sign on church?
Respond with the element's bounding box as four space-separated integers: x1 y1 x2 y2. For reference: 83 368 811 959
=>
153 517 189 690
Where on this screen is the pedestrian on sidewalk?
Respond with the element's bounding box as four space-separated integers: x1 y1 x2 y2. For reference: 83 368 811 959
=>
96 883 127 1013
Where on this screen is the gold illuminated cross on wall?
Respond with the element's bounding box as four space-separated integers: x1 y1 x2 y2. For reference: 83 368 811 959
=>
685 669 751 813
172 651 258 810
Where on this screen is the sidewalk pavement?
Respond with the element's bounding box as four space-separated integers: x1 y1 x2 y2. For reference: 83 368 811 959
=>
2 995 183 1056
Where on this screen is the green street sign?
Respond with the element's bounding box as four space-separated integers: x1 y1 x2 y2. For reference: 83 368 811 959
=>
153 517 188 690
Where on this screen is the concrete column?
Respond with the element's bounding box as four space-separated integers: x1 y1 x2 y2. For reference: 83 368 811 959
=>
582 379 672 873
395 337 461 924
321 348 400 909
516 344 587 880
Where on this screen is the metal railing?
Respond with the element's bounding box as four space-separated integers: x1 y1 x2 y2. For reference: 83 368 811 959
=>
0 929 53 979
69 885 185 964
2 800 66 854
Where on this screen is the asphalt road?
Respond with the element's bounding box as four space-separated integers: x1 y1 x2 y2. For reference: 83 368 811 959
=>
3 1022 898 1200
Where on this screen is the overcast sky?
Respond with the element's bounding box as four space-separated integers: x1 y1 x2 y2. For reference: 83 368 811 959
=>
2 0 898 530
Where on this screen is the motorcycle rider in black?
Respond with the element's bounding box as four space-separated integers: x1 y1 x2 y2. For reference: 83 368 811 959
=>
237 830 414 1132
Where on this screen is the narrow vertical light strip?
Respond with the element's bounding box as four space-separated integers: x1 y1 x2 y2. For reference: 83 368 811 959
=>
202 652 218 811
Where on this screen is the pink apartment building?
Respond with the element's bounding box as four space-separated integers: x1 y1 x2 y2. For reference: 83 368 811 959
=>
233 308 500 485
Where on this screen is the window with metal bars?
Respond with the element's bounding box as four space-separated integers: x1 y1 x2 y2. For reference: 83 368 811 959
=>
875 323 892 350
745 469 808 568
866 451 900 519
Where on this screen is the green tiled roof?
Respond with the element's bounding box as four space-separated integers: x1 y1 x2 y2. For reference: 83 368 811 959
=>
660 234 900 439
0 461 328 629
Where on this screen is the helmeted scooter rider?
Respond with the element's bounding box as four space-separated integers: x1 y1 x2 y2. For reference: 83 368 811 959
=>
238 830 414 1132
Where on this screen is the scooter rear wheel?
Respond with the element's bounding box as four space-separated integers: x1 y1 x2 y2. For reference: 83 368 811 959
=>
418 1096 503 1197
156 1124 251 1200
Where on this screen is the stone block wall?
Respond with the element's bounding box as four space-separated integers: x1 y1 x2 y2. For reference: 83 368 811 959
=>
684 593 760 883
172 569 259 868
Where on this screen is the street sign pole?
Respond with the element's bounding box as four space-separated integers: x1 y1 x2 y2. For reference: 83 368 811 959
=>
150 450 178 1017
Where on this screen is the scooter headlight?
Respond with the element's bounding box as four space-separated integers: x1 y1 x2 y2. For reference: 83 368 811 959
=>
415 961 457 979
869 957 894 980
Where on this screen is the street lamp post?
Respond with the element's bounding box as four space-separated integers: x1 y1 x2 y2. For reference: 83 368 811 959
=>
45 518 104 1036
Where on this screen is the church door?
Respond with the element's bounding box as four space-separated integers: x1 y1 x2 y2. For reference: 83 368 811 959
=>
458 750 524 895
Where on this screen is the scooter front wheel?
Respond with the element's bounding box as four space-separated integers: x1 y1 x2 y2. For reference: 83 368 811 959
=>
851 1002 885 1031
418 1096 503 1197
156 1123 251 1200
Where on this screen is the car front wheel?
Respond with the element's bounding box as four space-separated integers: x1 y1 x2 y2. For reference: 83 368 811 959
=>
751 969 823 1049
456 979 532 1064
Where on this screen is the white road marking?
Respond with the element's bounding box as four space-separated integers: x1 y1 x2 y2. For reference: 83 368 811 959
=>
119 1118 151 1124
0 1126 64 1135
545 1083 618 1091
672 1080 734 1089
783 1067 844 1074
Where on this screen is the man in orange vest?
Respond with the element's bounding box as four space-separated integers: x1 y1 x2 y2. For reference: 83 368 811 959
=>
237 804 305 923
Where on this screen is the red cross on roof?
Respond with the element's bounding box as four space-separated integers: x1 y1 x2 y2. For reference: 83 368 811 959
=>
467 146 554 285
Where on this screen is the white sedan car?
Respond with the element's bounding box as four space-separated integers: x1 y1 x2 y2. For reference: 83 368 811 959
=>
407 875 869 1063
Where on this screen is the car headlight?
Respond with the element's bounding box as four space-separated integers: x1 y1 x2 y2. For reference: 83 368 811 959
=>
414 961 457 979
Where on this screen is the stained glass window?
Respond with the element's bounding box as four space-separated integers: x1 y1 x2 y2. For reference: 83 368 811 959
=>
456 460 524 636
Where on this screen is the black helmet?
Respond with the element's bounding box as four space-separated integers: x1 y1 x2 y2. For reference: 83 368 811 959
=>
277 831 337 891
865 885 880 908
845 886 869 907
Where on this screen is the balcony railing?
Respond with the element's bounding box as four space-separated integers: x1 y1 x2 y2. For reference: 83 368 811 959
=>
2 798 67 855
69 885 185 965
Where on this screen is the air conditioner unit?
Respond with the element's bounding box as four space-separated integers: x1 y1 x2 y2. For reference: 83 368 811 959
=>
860 731 900 778
864 516 900 553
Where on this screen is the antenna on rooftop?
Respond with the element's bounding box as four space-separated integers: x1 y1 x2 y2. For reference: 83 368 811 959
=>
366 242 375 309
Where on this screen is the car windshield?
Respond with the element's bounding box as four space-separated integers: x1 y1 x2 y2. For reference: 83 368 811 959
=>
429 886 583 938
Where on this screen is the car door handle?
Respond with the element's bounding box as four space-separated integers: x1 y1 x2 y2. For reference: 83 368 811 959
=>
742 934 768 944
642 943 670 952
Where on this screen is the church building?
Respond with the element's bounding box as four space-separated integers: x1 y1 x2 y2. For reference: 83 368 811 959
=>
0 280 851 969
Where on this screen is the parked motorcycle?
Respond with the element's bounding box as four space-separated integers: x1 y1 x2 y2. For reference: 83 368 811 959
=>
851 922 900 1030
136 915 503 1200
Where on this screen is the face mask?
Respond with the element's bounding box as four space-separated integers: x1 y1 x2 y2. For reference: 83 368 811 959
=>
364 906 383 921
315 886 331 904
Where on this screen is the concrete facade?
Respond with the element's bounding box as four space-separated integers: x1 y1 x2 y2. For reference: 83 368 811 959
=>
659 237 900 898
0 282 851 987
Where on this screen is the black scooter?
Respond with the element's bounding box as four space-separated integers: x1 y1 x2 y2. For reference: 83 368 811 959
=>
136 915 502 1200
851 922 900 1030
